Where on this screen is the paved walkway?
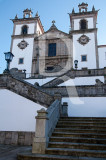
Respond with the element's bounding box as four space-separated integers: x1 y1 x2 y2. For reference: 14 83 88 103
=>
0 144 31 160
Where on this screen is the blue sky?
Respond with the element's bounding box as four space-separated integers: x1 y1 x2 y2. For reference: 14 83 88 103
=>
0 0 106 73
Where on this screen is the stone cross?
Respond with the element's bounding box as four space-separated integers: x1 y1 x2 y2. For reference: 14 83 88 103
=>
52 20 56 25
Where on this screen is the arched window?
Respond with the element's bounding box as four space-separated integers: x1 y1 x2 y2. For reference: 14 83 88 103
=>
22 25 28 35
80 19 87 30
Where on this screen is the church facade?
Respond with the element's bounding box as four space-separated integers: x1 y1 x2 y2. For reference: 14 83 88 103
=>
10 3 106 77
0 3 106 134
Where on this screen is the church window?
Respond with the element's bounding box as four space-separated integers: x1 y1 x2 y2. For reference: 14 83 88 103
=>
47 66 54 71
21 25 28 35
48 43 56 57
19 58 24 64
81 55 87 61
80 19 87 30
82 67 88 70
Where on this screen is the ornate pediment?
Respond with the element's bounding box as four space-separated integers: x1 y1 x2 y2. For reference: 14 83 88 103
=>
17 40 29 50
77 35 90 46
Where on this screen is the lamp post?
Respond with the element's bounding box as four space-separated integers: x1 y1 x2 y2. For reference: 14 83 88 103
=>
4 52 14 73
74 60 78 69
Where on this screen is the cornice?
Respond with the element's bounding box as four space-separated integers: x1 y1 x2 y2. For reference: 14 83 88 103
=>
33 55 72 61
11 34 35 39
69 10 98 18
11 17 38 23
98 45 106 48
70 28 97 35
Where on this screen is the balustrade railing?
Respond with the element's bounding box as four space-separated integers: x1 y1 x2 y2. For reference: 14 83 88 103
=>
32 98 61 154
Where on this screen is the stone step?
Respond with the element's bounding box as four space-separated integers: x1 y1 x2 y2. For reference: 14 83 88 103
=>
56 124 106 129
46 148 106 158
59 119 106 122
52 132 106 139
54 128 106 134
50 137 106 144
57 121 106 125
17 153 106 160
60 117 106 120
48 142 106 150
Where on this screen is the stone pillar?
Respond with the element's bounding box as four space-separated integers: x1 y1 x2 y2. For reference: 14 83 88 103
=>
61 102 68 117
32 108 49 154
104 67 106 84
104 75 106 84
54 93 62 101
54 93 62 114
36 53 39 74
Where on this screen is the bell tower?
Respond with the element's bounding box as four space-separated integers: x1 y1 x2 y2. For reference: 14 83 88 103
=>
10 9 44 74
69 3 99 69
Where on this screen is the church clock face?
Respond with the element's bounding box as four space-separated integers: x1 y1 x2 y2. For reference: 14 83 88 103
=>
17 40 29 50
78 35 90 46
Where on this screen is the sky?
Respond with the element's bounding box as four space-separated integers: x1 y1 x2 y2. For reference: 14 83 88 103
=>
0 0 106 73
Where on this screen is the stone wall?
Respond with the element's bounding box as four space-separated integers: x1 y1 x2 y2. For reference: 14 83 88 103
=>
0 131 34 146
42 68 106 87
0 74 54 107
41 84 106 97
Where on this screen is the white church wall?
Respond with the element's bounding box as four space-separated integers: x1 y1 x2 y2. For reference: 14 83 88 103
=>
25 77 56 86
73 33 96 69
37 23 42 35
98 46 106 68
15 23 36 35
10 38 34 73
61 76 105 117
74 17 94 30
62 97 106 117
0 89 45 132
59 76 104 86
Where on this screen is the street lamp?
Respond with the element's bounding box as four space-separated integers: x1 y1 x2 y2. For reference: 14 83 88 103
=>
74 60 78 69
4 52 14 73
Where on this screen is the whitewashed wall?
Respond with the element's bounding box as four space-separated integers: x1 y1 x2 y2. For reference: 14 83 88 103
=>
62 97 106 117
25 77 56 85
0 89 45 131
10 38 34 73
0 76 105 132
59 76 104 86
61 76 106 117
74 17 94 30
15 23 36 35
73 33 96 69
98 46 106 68
37 23 42 35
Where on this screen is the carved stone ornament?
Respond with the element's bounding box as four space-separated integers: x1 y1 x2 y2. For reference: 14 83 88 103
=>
77 35 90 46
17 40 29 50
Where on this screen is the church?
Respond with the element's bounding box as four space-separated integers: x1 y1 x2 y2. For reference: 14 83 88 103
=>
0 4 106 155
10 3 106 77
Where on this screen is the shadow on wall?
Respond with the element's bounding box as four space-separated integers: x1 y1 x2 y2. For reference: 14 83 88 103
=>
62 97 106 117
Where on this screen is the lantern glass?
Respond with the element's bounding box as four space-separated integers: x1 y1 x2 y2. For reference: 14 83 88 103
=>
4 52 14 62
74 60 78 69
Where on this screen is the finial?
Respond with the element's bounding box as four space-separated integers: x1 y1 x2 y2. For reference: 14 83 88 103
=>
15 14 18 19
35 11 39 17
52 20 55 25
92 5 95 12
72 8 75 14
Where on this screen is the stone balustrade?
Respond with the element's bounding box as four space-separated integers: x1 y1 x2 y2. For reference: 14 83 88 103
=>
32 98 61 154
42 68 106 87
0 73 54 107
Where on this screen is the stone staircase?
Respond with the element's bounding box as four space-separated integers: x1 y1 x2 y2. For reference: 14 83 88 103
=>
18 117 106 160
